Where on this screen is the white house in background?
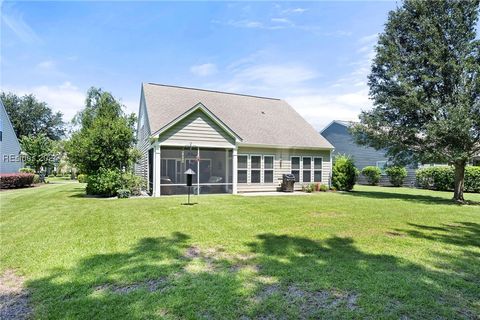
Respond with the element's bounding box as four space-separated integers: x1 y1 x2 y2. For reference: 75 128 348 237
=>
0 99 23 173
135 83 334 196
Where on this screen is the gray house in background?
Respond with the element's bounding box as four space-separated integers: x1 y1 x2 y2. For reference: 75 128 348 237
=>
0 100 23 173
321 120 416 186
135 83 334 196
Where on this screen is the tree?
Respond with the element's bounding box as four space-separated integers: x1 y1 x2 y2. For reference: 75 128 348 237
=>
66 87 138 175
20 133 54 173
0 92 65 140
352 0 480 202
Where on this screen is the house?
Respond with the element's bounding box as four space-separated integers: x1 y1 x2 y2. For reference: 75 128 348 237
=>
135 83 334 196
0 99 23 173
321 120 416 186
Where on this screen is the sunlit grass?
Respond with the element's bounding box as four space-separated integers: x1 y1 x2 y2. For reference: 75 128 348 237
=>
1 183 479 319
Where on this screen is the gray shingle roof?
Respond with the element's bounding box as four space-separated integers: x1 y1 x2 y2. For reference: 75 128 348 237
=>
143 83 333 149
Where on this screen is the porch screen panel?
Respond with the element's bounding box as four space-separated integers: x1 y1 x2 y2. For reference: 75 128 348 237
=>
159 147 232 195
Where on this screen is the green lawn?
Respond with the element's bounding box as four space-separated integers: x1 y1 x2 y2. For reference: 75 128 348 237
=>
1 182 479 319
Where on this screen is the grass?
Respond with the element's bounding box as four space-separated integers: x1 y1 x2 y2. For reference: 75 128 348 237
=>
1 182 479 319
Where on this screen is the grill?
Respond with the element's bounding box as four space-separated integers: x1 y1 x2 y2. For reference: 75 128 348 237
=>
281 174 295 192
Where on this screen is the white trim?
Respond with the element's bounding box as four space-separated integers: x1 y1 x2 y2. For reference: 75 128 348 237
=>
313 156 323 183
249 154 262 184
232 148 238 194
236 154 248 184
153 102 241 141
263 155 275 184
238 142 333 150
302 156 313 183
154 145 161 197
290 156 301 183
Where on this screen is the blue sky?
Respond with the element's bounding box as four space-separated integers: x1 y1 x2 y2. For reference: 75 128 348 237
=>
1 1 398 129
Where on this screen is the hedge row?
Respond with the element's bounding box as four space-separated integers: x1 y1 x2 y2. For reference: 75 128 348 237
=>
0 173 35 189
416 166 480 193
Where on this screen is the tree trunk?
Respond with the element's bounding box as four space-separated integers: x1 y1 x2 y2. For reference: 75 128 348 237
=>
453 160 466 202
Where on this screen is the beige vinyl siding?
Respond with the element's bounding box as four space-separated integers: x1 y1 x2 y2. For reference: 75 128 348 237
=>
135 91 151 181
158 110 235 148
237 146 331 193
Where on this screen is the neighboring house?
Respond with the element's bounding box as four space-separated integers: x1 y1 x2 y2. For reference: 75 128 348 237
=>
135 83 334 196
321 120 416 186
0 99 23 173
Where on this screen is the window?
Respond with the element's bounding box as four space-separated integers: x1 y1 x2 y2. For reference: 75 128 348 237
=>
376 161 387 175
251 155 261 183
314 157 322 182
291 157 300 182
303 157 311 183
264 156 274 183
238 155 248 183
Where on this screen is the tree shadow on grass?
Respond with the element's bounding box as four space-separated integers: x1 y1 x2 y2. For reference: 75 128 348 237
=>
344 189 461 205
395 222 480 248
25 231 479 319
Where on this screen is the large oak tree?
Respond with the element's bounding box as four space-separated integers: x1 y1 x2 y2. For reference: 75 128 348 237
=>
0 92 65 140
352 0 480 202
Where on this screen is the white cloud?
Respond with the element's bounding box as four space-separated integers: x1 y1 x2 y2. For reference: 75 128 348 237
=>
4 82 85 122
36 60 55 70
271 18 291 24
217 64 319 94
281 8 307 15
190 63 218 76
285 91 368 130
1 5 42 44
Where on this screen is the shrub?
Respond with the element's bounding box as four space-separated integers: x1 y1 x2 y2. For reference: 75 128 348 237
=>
86 169 122 197
86 169 145 197
19 167 35 174
0 173 35 189
332 155 357 191
120 173 145 196
319 184 328 192
416 166 454 191
416 166 479 193
361 166 382 185
385 166 407 187
302 184 314 193
77 174 88 183
33 174 40 184
464 166 480 193
117 189 131 199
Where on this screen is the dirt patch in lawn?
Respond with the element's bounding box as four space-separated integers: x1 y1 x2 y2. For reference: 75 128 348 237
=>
255 284 359 318
183 246 257 273
0 269 31 320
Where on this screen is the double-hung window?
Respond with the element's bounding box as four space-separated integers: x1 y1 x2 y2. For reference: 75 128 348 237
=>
238 155 248 183
314 157 322 182
264 156 274 183
251 156 261 183
291 157 300 182
302 157 312 183
376 161 387 175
